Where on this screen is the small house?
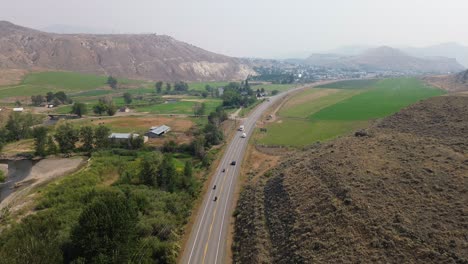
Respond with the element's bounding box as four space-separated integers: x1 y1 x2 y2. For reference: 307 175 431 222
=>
146 125 171 138
119 106 130 113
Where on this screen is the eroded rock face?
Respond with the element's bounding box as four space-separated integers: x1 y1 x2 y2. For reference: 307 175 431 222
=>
0 21 255 81
233 96 468 264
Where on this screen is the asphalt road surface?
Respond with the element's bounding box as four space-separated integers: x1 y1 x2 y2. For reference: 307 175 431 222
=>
180 85 307 264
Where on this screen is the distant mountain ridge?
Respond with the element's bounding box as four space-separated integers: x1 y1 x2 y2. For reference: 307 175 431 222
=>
403 42 468 68
302 46 464 73
0 21 254 81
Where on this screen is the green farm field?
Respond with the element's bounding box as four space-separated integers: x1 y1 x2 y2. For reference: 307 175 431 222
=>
135 99 222 115
0 71 144 99
258 78 445 147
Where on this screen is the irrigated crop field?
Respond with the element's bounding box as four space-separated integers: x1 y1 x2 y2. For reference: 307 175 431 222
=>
0 71 143 99
257 78 446 146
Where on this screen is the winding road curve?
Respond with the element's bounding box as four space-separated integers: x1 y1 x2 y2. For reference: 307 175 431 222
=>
180 84 310 264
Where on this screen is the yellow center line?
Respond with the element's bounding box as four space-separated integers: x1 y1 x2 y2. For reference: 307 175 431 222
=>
202 167 229 263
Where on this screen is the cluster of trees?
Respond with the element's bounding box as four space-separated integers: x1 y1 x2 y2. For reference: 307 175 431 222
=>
0 149 199 263
31 123 145 156
31 91 73 106
0 112 41 150
31 124 111 156
93 97 118 116
222 81 257 108
189 106 227 164
154 81 192 95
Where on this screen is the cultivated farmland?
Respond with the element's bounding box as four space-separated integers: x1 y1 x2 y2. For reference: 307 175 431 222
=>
257 78 445 146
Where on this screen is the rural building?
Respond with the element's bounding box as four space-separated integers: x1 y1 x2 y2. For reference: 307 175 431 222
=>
119 106 130 113
13 107 24 112
109 133 148 143
146 125 171 138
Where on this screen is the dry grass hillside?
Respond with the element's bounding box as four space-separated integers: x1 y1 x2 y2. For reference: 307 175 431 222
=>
0 21 254 81
424 70 468 92
233 95 468 263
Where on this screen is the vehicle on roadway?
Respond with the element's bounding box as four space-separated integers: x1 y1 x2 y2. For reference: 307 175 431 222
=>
222 168 225 172
238 125 244 131
231 161 236 165
241 132 246 138
213 196 218 202
213 185 216 190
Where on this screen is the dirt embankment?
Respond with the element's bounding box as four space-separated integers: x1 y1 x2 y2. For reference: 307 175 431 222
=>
0 157 85 216
233 96 468 263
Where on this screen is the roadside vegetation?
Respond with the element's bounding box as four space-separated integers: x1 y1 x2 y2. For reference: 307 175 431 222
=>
257 78 446 146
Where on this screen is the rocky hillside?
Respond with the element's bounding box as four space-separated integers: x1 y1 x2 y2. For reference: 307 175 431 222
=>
233 96 468 263
304 46 464 73
0 21 254 81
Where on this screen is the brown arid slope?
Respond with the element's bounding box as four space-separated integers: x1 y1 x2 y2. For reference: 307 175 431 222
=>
0 21 254 81
233 95 468 263
424 70 468 92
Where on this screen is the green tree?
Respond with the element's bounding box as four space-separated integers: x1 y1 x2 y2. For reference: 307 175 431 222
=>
160 154 177 192
5 112 33 141
123 92 133 104
54 123 79 153
0 214 63 264
93 102 108 115
94 126 110 149
204 123 223 147
140 153 161 186
46 92 55 102
107 76 118 89
31 95 45 106
32 126 48 156
201 91 208 98
70 192 138 263
15 100 22 106
80 126 94 152
155 81 163 93
129 134 144 149
71 102 87 117
190 136 206 159
106 103 117 116
271 90 279 95
165 82 171 92
193 102 206 116
46 135 58 155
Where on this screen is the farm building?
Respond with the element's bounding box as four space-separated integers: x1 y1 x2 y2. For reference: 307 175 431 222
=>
13 107 24 112
119 106 130 113
146 125 171 138
109 133 148 143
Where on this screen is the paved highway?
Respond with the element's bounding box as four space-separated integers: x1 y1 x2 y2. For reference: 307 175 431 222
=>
180 85 307 264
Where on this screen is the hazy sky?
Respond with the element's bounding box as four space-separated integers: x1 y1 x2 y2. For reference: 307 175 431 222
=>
2 0 468 58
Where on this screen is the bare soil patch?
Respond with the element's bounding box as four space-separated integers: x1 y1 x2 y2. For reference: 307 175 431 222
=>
0 69 27 86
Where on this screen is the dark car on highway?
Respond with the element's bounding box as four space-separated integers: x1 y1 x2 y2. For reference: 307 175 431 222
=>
230 161 236 165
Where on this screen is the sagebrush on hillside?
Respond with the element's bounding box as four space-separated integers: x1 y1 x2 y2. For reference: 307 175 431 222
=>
234 95 468 263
